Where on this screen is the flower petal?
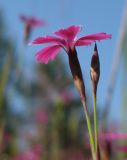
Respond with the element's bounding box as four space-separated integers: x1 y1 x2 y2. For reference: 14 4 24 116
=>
75 39 93 46
79 32 112 41
30 35 66 48
20 15 46 27
54 25 81 42
29 17 46 27
36 45 61 64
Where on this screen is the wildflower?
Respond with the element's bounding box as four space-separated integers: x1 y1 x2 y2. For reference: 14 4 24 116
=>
30 25 111 100
30 25 111 160
30 25 111 64
20 15 46 43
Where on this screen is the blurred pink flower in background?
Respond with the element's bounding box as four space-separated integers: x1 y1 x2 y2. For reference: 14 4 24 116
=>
99 132 127 141
14 144 43 160
30 25 111 64
34 109 48 124
114 145 127 152
99 132 127 156
60 149 85 160
0 132 11 152
31 144 43 156
20 15 46 27
60 90 74 104
14 150 39 160
20 14 46 43
85 132 127 158
69 152 85 160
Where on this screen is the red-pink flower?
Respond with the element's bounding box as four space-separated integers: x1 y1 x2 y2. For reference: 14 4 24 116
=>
20 15 46 43
20 15 46 27
30 25 111 64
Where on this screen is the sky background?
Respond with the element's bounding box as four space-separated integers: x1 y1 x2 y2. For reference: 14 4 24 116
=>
0 0 125 122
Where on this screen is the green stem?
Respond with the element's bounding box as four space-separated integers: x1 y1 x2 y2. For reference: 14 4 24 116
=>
93 94 98 153
93 91 100 160
82 99 96 160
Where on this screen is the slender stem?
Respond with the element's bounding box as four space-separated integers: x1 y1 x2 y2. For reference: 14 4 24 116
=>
93 93 98 152
92 89 101 160
81 99 96 160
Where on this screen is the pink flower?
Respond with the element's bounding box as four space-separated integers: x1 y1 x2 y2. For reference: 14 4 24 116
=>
30 25 111 64
20 15 46 43
20 15 46 27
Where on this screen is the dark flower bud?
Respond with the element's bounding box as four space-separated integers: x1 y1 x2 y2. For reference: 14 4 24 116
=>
90 43 100 96
68 48 86 101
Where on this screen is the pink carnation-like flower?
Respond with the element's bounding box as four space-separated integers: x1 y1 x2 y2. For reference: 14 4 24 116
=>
20 15 46 27
30 25 111 64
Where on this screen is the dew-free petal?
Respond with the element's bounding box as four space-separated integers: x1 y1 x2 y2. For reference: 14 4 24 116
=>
54 25 81 42
36 45 61 64
30 25 112 64
79 32 112 41
31 35 66 47
20 14 46 27
28 17 46 27
75 39 93 46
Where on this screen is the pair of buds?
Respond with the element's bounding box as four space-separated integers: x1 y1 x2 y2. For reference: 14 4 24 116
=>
68 43 100 101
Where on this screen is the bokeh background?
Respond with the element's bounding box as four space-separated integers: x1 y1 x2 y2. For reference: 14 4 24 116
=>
0 0 127 159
